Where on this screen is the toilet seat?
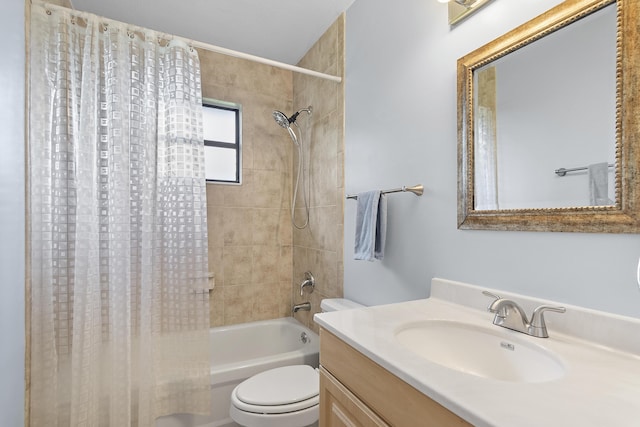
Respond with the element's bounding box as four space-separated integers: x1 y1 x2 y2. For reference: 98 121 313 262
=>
232 365 319 413
230 365 319 427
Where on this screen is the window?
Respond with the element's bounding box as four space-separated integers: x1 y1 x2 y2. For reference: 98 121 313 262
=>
202 99 242 184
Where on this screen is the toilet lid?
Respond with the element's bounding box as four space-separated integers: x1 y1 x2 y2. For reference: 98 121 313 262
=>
235 365 319 406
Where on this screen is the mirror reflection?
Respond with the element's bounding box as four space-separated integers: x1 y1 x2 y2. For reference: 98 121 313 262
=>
472 3 617 210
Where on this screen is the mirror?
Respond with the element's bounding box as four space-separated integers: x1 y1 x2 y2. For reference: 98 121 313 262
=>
457 0 640 233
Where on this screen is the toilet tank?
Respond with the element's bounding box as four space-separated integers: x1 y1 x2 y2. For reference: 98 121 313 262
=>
320 298 364 312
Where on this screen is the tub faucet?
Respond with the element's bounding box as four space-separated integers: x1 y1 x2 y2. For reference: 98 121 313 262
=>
300 271 315 296
482 291 566 338
292 302 311 314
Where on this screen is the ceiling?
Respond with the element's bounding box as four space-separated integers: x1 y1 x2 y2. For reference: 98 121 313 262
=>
70 0 356 65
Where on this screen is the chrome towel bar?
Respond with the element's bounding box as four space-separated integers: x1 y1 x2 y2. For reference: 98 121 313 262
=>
346 184 424 200
555 164 613 176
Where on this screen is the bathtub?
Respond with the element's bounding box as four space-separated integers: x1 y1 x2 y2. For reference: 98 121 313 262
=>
156 317 319 427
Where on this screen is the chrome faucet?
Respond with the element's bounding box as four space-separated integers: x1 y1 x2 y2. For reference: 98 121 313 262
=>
292 302 311 314
482 291 566 338
300 271 315 296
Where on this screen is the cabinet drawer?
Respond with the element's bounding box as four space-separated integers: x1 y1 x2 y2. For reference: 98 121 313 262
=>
320 367 389 427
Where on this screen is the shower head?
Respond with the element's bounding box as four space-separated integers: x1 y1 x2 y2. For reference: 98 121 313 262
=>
273 110 291 129
272 106 313 129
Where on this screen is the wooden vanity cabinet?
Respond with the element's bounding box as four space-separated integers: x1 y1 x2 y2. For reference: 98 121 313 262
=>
319 329 473 427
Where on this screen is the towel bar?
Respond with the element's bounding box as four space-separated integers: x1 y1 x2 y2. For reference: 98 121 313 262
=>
346 184 423 200
555 164 613 176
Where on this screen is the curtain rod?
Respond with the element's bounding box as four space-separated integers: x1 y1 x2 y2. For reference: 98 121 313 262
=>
39 2 343 83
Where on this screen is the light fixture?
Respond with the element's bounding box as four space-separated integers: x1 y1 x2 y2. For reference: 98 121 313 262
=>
438 0 495 25
454 0 479 7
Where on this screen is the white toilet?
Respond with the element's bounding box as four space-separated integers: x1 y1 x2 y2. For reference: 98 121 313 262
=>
229 298 364 427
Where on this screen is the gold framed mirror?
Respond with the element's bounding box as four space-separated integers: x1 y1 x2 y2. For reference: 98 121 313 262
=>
457 0 640 233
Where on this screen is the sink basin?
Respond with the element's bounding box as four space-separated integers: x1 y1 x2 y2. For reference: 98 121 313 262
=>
395 320 566 383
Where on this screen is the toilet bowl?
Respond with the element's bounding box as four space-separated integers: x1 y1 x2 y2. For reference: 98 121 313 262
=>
229 298 364 427
230 365 319 427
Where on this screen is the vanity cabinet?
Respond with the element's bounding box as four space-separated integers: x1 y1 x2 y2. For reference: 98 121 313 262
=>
320 367 389 427
319 329 472 427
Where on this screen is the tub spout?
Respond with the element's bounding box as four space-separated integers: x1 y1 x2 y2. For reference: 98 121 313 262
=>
292 302 311 314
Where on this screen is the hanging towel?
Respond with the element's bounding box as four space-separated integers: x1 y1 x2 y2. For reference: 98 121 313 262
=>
354 191 387 261
588 162 612 206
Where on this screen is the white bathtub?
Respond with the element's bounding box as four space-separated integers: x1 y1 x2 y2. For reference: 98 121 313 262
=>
156 317 319 427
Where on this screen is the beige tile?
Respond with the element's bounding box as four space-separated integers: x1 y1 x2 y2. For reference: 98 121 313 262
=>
297 18 339 77
209 287 224 327
206 184 225 206
253 170 287 209
223 284 256 324
208 245 224 286
200 49 293 100
223 169 254 207
292 209 313 248
337 150 344 190
336 188 345 216
308 206 339 251
310 158 337 208
223 246 253 285
279 245 293 283
278 209 293 246
253 135 290 172
253 282 284 321
241 135 254 172
223 208 253 246
252 245 280 283
337 260 344 298
252 208 280 246
278 280 293 318
309 291 324 334
307 249 338 297
337 223 344 260
207 205 225 249
292 246 309 285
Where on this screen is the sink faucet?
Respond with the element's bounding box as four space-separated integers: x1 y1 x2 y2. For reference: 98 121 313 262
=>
292 302 311 315
482 291 566 338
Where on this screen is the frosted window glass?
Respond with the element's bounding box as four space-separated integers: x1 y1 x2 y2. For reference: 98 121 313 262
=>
205 146 236 181
202 107 236 143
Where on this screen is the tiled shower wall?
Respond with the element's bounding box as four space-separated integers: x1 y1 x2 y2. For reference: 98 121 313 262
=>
202 15 345 327
201 50 295 326
291 16 346 333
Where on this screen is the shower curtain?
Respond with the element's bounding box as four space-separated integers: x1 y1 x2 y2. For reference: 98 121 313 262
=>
29 5 210 426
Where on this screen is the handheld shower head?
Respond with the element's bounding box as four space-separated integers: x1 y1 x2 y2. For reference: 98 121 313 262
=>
273 110 291 129
272 106 313 129
272 106 313 229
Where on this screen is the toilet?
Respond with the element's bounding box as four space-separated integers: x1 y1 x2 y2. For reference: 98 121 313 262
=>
229 298 364 427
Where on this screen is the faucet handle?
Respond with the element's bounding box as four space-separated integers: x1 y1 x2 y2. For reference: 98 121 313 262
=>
300 271 315 296
529 305 566 338
482 290 502 312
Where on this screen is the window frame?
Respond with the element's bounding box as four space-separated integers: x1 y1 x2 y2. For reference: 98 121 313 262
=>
202 98 242 185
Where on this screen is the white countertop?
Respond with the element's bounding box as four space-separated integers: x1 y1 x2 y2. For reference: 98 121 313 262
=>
314 278 640 427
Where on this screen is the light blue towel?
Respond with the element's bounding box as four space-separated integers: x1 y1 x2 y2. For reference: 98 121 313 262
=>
354 191 387 261
588 162 612 206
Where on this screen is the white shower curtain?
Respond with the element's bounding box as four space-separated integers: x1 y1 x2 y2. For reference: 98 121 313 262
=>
29 5 211 426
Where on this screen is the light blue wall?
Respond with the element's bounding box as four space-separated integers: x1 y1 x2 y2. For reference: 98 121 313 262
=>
344 0 640 318
0 0 25 424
